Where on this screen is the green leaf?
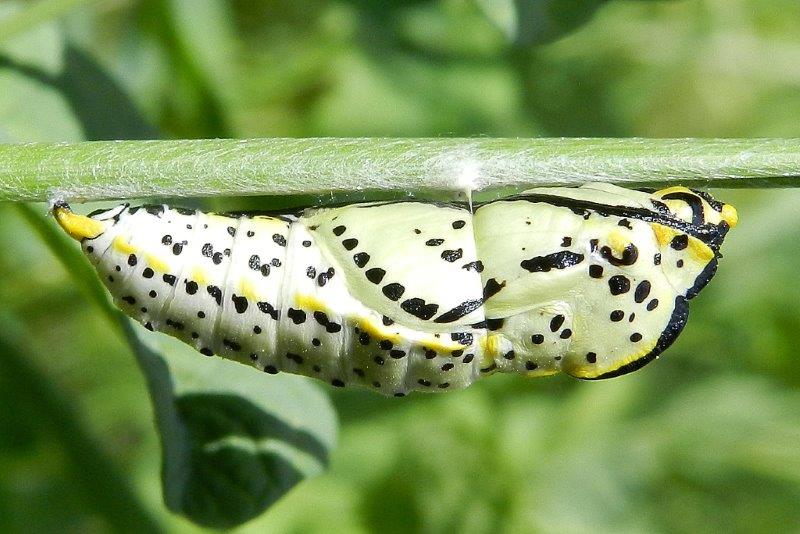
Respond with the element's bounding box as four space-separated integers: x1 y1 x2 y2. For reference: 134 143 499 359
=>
0 311 162 533
475 0 608 46
17 205 338 528
0 4 156 142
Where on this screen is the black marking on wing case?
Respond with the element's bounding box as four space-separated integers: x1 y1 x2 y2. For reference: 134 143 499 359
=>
504 193 729 250
583 296 689 380
520 251 585 273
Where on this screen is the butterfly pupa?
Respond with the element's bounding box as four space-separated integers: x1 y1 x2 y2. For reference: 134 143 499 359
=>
54 184 737 396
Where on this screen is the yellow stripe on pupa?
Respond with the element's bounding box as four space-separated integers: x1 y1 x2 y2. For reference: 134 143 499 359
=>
112 235 137 255
651 223 714 263
54 206 107 241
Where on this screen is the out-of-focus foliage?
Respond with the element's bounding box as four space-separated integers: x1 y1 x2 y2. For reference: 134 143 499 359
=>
1 0 799 532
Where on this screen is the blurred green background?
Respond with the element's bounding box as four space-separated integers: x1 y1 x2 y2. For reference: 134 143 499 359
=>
2 0 800 532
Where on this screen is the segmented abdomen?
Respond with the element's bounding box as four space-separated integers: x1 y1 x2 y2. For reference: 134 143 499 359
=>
80 204 485 395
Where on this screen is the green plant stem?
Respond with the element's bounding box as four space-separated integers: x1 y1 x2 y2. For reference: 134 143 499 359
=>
0 138 799 202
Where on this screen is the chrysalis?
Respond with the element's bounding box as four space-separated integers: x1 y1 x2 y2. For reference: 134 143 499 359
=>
54 183 737 396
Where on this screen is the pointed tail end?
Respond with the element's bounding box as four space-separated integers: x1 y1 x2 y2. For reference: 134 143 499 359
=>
52 201 106 241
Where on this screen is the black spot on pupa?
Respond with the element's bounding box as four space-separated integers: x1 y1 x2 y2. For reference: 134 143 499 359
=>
332 225 346 236
227 226 236 237
256 301 279 320
634 280 651 303
390 349 406 359
630 332 643 342
550 315 565 332
654 253 662 265
342 238 358 251
382 283 405 301
589 264 603 278
201 243 213 257
379 340 393 350
207 285 222 305
586 352 597 363
232 295 248 313
366 268 386 284
618 219 632 229
610 310 624 322
127 254 137 267
307 266 316 279
326 322 342 334
273 234 287 246
531 334 544 344
353 252 370 268
200 348 214 357
561 236 572 247
503 350 516 360
271 258 281 267
441 248 463 262
462 260 484 272
145 205 164 216
122 296 136 305
142 267 154 279
249 255 261 270
212 252 223 265
677 259 684 268
452 220 466 229
359 332 370 345
670 234 688 250
172 243 183 255
163 274 177 286
525 361 538 370
161 235 172 245
144 322 154 331
425 239 444 246
560 329 572 339
197 311 206 318
260 264 271 277
302 240 311 247
647 299 659 311
287 308 306 324
451 332 473 345
608 275 631 295
149 290 157 298
247 230 255 238
520 251 584 272
483 278 505 300
264 365 278 374
382 316 394 326
313 310 329 326
424 348 436 359
185 280 198 295
312 338 321 346
374 355 385 365
400 298 439 320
